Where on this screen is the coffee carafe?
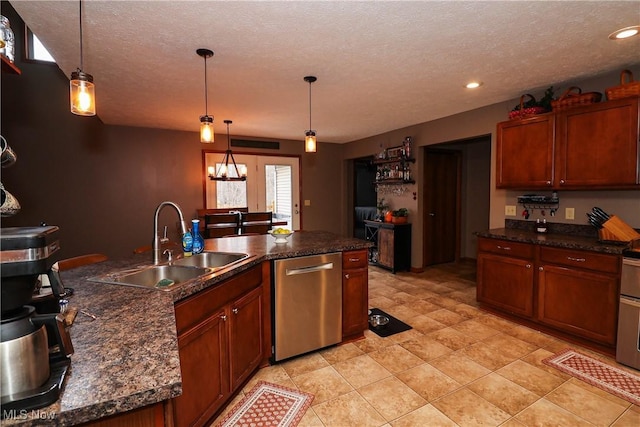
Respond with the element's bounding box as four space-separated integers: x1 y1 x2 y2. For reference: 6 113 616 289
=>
0 226 74 414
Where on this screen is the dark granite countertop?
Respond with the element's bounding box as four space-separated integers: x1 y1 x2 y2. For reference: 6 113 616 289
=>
4 231 370 426
475 227 629 255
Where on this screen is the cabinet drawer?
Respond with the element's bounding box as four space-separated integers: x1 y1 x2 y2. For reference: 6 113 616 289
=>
343 250 368 269
478 238 534 259
175 264 262 335
539 247 620 275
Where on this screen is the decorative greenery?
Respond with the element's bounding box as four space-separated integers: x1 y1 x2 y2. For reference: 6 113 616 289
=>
376 198 389 213
512 86 555 111
392 208 409 217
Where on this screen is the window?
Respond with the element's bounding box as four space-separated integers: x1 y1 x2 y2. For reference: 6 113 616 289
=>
204 153 300 230
26 28 55 62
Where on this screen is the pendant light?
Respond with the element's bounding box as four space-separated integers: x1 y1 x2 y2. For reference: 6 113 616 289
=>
208 120 247 181
197 48 215 143
304 75 317 153
70 0 95 116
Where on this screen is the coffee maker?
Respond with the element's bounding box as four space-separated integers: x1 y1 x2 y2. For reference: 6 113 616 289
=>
0 226 74 415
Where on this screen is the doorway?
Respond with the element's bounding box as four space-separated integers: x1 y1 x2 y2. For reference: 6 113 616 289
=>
423 149 462 266
203 153 301 230
353 158 377 240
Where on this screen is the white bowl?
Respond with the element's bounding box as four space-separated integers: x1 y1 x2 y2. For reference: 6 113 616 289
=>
268 230 294 243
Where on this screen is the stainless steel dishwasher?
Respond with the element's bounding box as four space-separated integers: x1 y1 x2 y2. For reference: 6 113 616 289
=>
273 252 342 362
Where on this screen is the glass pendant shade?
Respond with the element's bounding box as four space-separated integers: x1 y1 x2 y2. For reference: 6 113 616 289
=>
70 70 96 116
200 115 214 143
305 131 317 153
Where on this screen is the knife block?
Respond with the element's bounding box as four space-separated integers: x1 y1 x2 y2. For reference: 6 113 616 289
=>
598 215 640 242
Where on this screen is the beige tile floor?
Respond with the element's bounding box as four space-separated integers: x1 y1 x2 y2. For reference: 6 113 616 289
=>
212 261 640 426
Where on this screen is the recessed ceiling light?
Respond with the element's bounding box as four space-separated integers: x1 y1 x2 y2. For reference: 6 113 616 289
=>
465 81 482 89
609 25 640 40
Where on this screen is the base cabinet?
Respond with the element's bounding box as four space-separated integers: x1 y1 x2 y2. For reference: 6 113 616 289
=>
364 220 411 273
342 250 369 340
477 253 534 318
173 264 265 427
477 237 621 350
537 247 620 346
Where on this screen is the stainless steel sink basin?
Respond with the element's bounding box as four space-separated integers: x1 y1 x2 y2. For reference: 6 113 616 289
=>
100 265 213 290
171 252 249 269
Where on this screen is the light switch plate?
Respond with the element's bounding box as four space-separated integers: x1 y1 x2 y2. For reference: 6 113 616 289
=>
505 205 517 216
304 200 311 206
565 207 575 220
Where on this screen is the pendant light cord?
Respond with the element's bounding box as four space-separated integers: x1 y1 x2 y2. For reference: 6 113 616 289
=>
79 0 84 70
204 55 209 116
308 81 312 130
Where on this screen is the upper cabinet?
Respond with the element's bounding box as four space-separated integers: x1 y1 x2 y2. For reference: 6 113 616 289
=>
496 114 555 188
496 97 639 190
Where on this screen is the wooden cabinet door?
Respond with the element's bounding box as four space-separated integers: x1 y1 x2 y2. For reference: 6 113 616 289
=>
537 265 618 345
174 310 229 427
477 253 534 317
496 115 555 189
229 287 263 391
378 228 394 268
555 98 639 188
342 267 369 339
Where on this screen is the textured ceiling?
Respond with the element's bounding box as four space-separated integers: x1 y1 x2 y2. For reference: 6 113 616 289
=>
9 0 640 143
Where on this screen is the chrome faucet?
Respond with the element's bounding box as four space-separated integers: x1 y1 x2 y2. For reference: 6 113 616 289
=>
153 201 188 265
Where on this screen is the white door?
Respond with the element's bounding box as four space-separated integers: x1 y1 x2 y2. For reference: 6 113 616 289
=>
204 153 300 230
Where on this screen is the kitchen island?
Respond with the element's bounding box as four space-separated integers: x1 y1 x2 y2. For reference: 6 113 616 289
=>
3 231 371 426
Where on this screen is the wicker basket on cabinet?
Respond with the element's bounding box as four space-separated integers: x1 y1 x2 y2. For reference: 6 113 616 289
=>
606 69 640 100
551 86 602 111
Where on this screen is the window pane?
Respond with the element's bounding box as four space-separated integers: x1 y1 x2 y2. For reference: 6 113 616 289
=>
215 163 247 208
265 164 292 229
28 29 55 62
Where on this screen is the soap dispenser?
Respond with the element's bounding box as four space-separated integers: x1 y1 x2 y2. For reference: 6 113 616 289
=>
182 227 193 257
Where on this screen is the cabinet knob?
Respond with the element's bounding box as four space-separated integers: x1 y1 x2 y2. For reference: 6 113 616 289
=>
232 308 239 314
220 314 227 321
539 267 544 271
525 264 531 268
345 274 350 279
560 179 565 185
429 212 435 217
546 181 551 186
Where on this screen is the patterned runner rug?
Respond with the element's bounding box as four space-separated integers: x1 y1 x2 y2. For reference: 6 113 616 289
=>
216 381 314 427
543 349 640 405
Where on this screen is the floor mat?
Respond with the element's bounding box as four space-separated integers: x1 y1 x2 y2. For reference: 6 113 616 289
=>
543 348 640 406
368 307 412 337
216 381 314 427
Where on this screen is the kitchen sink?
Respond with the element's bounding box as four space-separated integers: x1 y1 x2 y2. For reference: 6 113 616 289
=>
171 252 250 269
92 265 213 290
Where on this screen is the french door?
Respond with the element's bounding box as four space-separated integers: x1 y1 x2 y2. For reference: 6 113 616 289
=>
204 153 300 230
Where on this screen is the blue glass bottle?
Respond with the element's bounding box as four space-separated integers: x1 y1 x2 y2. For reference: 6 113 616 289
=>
191 219 204 254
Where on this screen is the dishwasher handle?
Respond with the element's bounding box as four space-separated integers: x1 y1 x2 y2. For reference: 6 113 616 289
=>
286 262 334 276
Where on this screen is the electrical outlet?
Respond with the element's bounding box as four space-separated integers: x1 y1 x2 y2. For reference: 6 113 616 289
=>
565 207 575 220
505 205 517 216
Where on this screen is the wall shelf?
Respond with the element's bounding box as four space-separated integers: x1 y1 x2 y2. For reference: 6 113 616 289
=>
1 55 21 75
